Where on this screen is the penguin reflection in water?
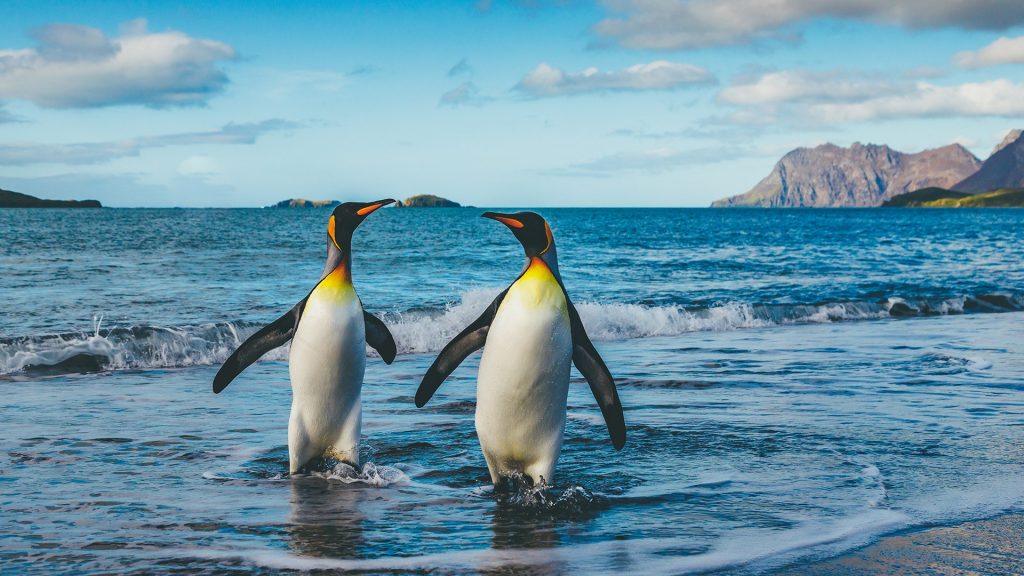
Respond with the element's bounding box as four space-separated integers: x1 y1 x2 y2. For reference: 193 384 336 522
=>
212 200 398 473
416 211 626 486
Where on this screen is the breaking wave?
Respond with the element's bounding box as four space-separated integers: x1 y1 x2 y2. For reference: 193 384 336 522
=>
2 291 1021 377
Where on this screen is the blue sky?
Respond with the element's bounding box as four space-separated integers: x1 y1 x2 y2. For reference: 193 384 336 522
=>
2 0 1023 207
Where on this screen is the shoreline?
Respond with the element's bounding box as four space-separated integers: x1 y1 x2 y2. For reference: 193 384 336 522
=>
774 512 1024 575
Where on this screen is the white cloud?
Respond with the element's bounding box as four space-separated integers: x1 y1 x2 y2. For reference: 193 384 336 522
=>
717 69 906 105
0 19 236 108
515 60 714 97
594 0 1024 50
955 35 1024 68
0 119 297 165
806 79 1024 122
718 69 1024 124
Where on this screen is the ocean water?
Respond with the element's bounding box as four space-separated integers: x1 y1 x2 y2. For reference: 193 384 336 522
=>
1 207 1023 574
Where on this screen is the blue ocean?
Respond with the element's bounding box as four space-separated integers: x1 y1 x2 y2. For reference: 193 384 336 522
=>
2 207 1023 574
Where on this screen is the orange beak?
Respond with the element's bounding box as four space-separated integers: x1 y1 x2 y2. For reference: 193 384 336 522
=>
356 198 395 216
482 212 524 229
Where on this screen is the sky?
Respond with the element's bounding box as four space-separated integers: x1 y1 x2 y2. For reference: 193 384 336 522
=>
1 0 1024 207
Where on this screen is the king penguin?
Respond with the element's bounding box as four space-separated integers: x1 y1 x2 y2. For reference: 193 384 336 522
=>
415 211 625 486
212 200 398 473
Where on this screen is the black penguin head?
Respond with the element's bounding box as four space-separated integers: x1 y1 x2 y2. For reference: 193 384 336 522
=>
328 198 395 250
482 211 554 258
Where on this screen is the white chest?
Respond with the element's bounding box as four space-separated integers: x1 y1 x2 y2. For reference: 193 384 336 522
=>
476 263 573 433
288 281 366 398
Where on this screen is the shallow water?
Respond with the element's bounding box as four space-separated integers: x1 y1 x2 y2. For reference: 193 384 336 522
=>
2 208 1023 573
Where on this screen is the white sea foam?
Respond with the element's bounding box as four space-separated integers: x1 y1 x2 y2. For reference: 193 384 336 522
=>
861 464 888 508
0 291 1018 375
312 462 410 487
965 356 994 371
0 318 277 376
382 288 500 354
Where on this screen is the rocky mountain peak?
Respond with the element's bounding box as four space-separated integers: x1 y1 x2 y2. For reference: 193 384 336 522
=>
712 141 981 207
991 129 1023 157
954 130 1024 193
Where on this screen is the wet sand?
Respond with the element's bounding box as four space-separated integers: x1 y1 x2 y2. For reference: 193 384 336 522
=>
778 513 1024 575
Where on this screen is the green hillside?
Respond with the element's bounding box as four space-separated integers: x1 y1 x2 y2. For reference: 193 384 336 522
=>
883 187 1024 208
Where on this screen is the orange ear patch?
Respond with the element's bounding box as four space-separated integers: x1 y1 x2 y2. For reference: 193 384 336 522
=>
328 215 336 241
542 221 553 253
494 216 524 229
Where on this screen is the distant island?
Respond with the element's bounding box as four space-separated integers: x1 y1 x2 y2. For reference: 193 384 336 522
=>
0 188 101 208
267 198 340 208
712 129 1024 208
883 187 1024 208
395 195 461 208
268 195 461 208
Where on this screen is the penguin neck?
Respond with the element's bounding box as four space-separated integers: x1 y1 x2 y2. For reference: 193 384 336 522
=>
321 237 353 285
525 244 561 282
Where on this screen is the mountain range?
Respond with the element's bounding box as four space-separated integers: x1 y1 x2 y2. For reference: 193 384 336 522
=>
713 129 1024 207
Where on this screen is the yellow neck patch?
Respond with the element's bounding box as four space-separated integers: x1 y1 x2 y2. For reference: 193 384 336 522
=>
313 264 354 301
508 258 565 309
520 257 554 281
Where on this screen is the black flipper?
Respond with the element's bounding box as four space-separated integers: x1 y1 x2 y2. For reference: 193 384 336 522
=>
212 299 305 394
415 288 509 407
567 300 626 450
363 311 397 364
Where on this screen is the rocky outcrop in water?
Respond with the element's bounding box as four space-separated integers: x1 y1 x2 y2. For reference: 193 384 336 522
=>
268 198 340 208
712 142 982 207
0 188 102 208
395 195 460 207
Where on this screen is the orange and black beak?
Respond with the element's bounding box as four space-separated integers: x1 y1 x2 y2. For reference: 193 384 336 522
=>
482 211 525 229
356 198 395 218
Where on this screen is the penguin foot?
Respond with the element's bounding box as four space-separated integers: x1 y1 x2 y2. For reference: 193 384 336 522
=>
494 471 548 493
322 446 360 470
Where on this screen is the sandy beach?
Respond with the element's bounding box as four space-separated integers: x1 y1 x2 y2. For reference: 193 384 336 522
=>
779 513 1024 575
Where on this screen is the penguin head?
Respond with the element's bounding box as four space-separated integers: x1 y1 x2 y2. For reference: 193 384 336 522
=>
482 211 554 258
327 198 395 250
